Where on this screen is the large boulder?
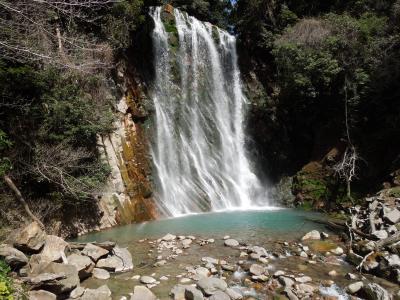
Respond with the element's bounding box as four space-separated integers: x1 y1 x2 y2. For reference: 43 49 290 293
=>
0 244 28 269
96 247 133 272
13 222 46 253
112 246 133 272
197 277 227 296
131 285 156 300
81 243 109 262
40 235 68 263
28 262 79 294
301 230 321 241
363 283 391 300
81 285 111 300
67 253 95 280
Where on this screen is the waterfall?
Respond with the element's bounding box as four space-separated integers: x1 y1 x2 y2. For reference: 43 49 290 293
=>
149 7 270 217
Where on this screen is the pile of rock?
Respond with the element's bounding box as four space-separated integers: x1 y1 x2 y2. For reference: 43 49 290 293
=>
0 222 133 299
345 189 400 284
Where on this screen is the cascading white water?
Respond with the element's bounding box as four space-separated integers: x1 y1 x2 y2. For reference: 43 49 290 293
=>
149 7 270 216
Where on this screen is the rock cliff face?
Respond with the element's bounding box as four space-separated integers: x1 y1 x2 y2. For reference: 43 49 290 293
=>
95 70 157 233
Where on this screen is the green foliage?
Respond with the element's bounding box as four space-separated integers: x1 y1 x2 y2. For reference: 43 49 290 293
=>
0 260 12 300
39 71 114 146
101 0 145 49
0 130 12 177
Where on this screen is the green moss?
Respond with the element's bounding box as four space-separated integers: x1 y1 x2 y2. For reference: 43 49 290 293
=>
388 187 400 198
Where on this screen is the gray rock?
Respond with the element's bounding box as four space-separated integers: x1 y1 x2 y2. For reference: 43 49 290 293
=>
372 230 389 240
28 290 56 300
224 239 239 247
385 254 400 268
81 285 111 300
81 243 109 262
40 235 68 263
197 277 227 295
363 283 391 300
347 281 363 294
28 262 79 294
297 283 316 294
209 290 230 300
201 257 226 265
131 285 156 300
249 264 265 276
140 275 156 284
92 268 110 280
295 276 312 283
182 239 192 248
161 233 176 241
384 208 400 224
301 230 320 240
184 286 204 300
70 286 85 298
279 276 294 287
284 288 299 300
331 247 344 255
226 288 243 300
67 253 94 280
13 222 46 252
0 244 28 268
195 266 210 279
112 246 133 272
170 284 186 300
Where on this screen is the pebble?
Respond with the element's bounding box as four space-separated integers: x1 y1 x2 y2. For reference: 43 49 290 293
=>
224 239 239 247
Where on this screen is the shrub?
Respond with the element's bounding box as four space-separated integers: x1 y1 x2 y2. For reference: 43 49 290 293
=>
0 260 12 300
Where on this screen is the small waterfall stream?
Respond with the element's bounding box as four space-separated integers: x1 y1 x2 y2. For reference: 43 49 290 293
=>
149 7 270 216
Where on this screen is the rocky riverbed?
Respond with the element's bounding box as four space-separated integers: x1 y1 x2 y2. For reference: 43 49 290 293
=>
1 217 399 300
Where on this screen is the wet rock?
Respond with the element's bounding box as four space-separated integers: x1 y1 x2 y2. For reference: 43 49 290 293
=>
171 284 186 300
301 230 320 241
28 290 56 300
224 239 239 247
249 264 265 276
0 244 28 269
28 262 79 294
131 285 156 300
201 257 226 265
70 286 85 298
81 285 111 300
81 243 109 262
347 281 363 294
384 208 400 224
221 264 235 272
363 283 391 300
93 268 110 280
40 235 68 263
13 222 46 253
162 233 176 241
154 260 167 267
140 275 157 284
209 290 230 300
67 253 94 280
184 286 204 300
226 288 243 300
372 230 389 240
385 254 400 268
274 270 285 277
252 274 268 282
299 251 308 258
197 277 227 295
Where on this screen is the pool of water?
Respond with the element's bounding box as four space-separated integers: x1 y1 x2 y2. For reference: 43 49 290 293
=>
74 209 327 245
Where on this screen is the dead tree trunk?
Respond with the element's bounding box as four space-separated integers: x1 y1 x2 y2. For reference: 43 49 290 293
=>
3 174 45 230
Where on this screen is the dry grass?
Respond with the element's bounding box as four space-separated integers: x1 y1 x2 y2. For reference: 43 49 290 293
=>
276 18 331 48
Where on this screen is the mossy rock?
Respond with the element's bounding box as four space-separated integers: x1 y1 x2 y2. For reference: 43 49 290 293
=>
309 240 337 252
